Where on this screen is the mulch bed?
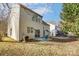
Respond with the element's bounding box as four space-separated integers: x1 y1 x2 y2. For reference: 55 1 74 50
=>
49 37 78 42
26 39 40 42
20 39 41 42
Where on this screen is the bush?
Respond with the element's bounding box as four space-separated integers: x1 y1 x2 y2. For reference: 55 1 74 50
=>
0 33 2 41
0 32 5 41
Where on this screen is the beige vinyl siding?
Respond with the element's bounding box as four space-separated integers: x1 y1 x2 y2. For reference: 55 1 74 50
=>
7 4 20 41
19 6 43 39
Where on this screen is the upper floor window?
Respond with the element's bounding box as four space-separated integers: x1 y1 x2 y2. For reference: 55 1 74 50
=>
37 16 42 23
32 15 37 21
32 14 42 23
32 16 34 21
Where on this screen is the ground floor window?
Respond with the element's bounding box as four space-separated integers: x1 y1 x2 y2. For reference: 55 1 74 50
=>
27 27 30 33
10 28 12 36
27 27 33 33
35 30 40 37
31 27 33 33
43 30 45 37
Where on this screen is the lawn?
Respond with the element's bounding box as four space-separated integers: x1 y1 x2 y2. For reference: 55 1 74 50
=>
0 40 79 56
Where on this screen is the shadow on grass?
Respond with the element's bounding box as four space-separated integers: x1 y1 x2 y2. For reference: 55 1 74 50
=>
0 37 79 46
49 37 78 42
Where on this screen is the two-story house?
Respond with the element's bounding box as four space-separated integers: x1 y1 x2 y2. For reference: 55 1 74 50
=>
7 4 50 41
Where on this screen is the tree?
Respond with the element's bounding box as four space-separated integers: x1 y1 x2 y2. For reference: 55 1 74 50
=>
0 3 11 37
0 3 11 20
61 3 79 36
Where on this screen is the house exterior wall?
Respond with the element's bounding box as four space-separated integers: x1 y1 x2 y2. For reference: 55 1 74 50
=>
19 5 44 40
7 4 20 41
43 24 50 37
48 23 56 37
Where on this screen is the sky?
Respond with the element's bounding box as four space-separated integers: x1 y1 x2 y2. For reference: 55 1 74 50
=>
25 3 63 25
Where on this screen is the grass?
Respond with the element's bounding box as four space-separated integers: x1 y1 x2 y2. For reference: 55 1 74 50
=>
2 37 16 42
0 40 79 56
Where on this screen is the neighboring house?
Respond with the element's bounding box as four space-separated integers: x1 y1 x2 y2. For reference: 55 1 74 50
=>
48 23 57 37
7 4 50 41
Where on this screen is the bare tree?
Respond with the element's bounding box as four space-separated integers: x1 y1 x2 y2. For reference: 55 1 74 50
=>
0 3 12 37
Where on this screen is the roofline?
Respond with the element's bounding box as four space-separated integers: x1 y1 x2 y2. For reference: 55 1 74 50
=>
42 20 50 26
17 4 49 26
18 4 43 17
47 23 56 25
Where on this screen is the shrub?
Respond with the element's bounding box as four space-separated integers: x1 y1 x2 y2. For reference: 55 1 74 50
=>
0 32 5 41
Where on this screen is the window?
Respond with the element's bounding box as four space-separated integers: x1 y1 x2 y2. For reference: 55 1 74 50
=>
37 16 42 23
31 27 33 33
32 15 37 21
36 18 38 22
10 28 12 36
35 30 40 37
32 15 41 22
32 14 42 23
27 27 30 33
32 16 35 21
27 27 33 33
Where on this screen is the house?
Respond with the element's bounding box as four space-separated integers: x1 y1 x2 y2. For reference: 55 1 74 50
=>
48 23 57 37
7 4 50 41
42 21 50 37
